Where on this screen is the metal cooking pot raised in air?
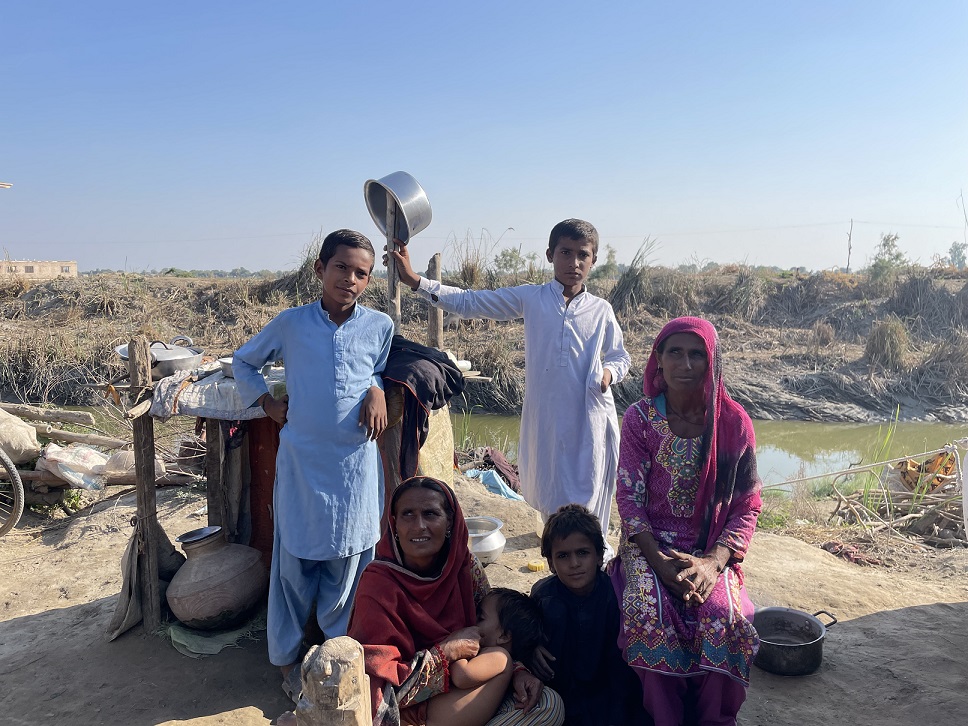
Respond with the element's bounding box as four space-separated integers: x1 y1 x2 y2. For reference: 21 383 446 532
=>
115 336 204 380
363 171 432 245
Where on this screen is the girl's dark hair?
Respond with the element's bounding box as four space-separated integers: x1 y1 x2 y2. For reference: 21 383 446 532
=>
482 587 545 665
318 229 376 267
540 503 606 559
390 476 455 521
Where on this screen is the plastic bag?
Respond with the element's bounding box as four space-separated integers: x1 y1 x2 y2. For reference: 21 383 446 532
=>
103 449 166 478
0 408 41 464
38 443 108 490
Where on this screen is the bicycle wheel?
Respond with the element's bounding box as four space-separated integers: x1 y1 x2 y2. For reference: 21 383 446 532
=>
0 447 25 536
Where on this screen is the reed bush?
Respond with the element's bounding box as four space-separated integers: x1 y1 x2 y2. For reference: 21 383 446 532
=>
899 333 968 402
887 271 954 336
446 229 500 290
453 334 524 415
608 238 658 316
715 266 768 321
766 274 827 325
811 320 835 351
647 269 701 317
864 316 909 371
0 276 32 300
955 282 968 325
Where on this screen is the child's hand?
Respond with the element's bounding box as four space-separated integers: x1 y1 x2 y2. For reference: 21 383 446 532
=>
512 669 544 713
530 644 556 681
360 386 387 441
384 241 421 290
260 393 289 426
600 368 613 393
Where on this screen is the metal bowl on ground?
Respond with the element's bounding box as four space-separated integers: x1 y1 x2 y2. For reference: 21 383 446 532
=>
753 607 838 676
466 516 506 565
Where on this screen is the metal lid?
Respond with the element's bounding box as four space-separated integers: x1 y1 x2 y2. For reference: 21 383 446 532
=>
176 525 223 544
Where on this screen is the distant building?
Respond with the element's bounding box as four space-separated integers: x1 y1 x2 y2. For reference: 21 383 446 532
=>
1 260 78 280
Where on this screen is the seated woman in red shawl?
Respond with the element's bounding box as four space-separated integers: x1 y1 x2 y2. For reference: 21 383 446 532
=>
348 476 564 726
609 317 761 726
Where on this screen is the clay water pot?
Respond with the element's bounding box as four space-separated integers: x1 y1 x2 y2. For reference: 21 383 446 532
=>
166 526 268 630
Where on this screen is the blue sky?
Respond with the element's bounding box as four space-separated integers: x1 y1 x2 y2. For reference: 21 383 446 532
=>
2 2 965 273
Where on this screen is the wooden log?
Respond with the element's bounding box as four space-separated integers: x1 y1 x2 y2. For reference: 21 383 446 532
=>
385 200 401 332
31 423 127 449
129 335 161 633
427 253 443 349
4 469 199 488
205 418 227 529
0 402 95 426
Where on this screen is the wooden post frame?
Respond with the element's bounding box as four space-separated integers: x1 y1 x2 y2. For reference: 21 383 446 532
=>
427 253 443 349
385 200 401 331
205 418 226 530
127 335 161 632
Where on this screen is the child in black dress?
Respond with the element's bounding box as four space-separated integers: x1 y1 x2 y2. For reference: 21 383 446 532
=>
531 505 647 726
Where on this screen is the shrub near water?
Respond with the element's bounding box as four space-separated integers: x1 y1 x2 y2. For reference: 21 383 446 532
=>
811 320 835 352
864 316 909 370
887 272 955 337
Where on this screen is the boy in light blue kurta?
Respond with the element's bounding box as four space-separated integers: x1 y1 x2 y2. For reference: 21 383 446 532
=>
233 229 393 685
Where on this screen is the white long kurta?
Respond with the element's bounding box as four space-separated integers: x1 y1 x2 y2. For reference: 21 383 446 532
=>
417 278 631 528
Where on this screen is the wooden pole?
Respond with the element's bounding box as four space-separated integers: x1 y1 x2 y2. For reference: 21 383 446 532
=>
31 423 127 449
0 402 95 426
7 468 199 487
846 218 853 273
205 418 226 529
128 335 161 633
427 253 443 349
385 199 401 332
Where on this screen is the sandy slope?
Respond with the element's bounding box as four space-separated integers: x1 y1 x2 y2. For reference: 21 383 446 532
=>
1 480 966 726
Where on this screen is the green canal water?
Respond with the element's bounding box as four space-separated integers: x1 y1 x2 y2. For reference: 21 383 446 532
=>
451 413 968 487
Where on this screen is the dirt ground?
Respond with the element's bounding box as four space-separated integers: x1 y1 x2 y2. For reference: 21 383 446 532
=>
2 478 967 726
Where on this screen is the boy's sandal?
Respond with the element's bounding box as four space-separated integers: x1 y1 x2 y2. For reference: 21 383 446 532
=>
282 667 302 704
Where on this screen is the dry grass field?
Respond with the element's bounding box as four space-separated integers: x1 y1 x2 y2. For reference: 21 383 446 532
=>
6 256 967 422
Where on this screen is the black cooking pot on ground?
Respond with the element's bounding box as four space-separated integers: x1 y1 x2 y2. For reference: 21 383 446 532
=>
753 607 838 676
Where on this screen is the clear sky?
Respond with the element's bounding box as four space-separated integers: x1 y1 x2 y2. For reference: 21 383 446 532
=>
2 2 966 273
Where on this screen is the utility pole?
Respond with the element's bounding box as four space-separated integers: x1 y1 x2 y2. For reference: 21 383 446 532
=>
845 219 853 273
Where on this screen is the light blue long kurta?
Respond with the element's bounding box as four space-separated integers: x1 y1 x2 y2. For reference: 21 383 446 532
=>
233 301 393 561
416 278 631 528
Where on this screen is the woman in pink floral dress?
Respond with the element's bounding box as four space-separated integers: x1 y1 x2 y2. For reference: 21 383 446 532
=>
610 317 761 726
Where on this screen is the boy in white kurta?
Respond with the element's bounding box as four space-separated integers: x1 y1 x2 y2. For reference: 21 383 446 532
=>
391 219 631 552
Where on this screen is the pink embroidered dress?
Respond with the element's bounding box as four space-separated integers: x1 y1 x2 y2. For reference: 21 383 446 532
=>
609 317 762 723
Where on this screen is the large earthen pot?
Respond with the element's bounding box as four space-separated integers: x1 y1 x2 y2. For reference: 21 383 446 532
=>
166 526 268 630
